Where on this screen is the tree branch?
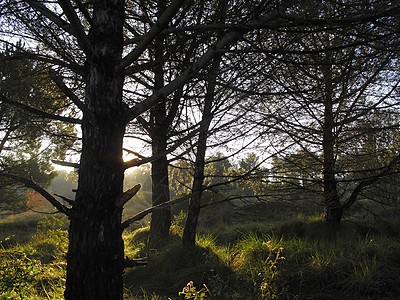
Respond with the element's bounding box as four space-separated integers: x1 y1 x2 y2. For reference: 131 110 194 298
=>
118 0 185 71
74 0 93 25
125 29 245 121
124 257 147 268
0 94 82 124
122 148 146 159
341 154 400 212
54 193 75 206
48 69 96 123
116 184 141 209
57 0 94 60
124 1 292 122
6 51 83 75
123 127 199 170
52 160 80 169
121 193 192 230
25 0 75 36
0 173 73 217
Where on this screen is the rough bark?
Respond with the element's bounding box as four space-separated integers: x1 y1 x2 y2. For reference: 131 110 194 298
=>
64 0 126 299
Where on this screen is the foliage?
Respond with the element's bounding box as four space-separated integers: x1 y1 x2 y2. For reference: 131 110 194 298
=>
258 242 285 299
125 166 152 193
178 281 210 299
25 191 46 210
170 210 187 236
0 48 76 213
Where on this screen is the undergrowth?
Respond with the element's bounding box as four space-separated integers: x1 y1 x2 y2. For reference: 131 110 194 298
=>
0 215 68 300
1 210 400 299
125 212 400 299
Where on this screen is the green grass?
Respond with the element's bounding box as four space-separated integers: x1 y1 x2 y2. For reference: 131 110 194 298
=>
1 209 400 299
0 212 43 246
0 214 68 300
124 212 400 299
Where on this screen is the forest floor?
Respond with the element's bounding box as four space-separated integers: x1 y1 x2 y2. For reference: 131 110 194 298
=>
1 203 400 299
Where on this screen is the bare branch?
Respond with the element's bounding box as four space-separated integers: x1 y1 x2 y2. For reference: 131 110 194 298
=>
125 30 245 121
74 0 93 25
25 0 75 36
124 257 147 268
122 148 146 159
341 154 400 212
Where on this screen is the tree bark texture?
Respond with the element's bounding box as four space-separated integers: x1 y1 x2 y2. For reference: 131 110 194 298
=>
64 1 126 299
322 62 343 226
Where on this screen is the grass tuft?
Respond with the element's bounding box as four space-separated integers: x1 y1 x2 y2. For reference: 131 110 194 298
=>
2 208 400 299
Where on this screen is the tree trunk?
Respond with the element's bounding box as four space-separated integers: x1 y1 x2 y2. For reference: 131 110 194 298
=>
182 163 204 247
150 132 171 237
64 1 126 299
149 7 172 237
322 62 342 226
182 56 220 247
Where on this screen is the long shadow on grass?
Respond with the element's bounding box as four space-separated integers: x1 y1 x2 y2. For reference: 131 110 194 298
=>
123 230 253 299
123 217 400 299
